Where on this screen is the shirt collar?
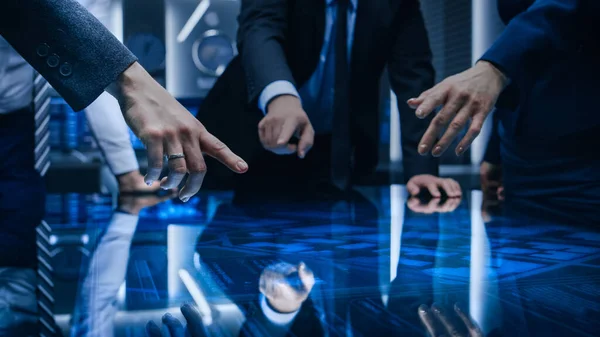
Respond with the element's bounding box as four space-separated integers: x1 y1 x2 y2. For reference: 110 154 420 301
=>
327 0 357 11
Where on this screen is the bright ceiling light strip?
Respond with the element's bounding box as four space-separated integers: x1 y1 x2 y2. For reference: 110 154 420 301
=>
177 0 211 43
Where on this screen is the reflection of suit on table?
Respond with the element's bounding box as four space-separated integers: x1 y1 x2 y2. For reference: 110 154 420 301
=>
195 192 456 336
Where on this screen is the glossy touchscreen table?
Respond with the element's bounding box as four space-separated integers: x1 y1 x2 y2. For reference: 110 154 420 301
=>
2 186 600 337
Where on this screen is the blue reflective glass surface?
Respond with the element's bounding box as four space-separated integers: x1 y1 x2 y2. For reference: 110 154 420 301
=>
2 187 600 337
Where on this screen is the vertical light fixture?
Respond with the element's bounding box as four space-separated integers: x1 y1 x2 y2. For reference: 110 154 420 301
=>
389 92 402 162
471 0 503 164
109 0 124 42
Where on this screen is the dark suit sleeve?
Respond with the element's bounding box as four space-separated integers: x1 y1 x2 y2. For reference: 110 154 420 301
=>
237 0 296 104
387 0 439 182
483 109 502 165
0 0 137 111
480 0 595 85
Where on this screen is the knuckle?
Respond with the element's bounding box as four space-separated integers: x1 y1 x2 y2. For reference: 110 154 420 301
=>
471 97 486 109
449 121 463 131
457 90 470 100
150 162 163 170
212 139 229 152
189 163 207 173
178 126 193 138
469 124 482 135
433 115 447 127
143 128 164 141
163 128 177 139
171 162 187 175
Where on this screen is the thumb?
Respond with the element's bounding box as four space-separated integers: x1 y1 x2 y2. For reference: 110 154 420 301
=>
276 119 297 146
407 181 420 196
427 183 441 198
298 262 315 292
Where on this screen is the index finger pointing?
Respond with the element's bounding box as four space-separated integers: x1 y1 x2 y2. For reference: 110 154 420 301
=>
199 131 248 173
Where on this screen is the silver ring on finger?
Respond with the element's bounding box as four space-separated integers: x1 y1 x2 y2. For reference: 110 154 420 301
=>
167 153 185 161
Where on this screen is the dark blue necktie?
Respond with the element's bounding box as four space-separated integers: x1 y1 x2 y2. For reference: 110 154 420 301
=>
331 0 352 191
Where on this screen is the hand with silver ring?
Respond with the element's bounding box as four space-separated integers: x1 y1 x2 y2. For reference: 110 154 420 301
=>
167 153 185 160
107 62 249 203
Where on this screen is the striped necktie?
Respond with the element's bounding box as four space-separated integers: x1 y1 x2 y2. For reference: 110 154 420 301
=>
37 220 59 336
33 73 51 177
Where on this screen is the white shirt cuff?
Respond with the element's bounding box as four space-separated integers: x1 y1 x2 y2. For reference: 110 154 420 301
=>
258 81 300 114
259 293 300 326
108 212 140 236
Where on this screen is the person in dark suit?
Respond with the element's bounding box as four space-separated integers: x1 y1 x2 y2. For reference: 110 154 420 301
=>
197 0 462 203
0 0 248 202
408 0 600 210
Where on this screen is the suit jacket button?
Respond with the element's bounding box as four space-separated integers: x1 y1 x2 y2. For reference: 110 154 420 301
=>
36 43 50 57
47 54 60 68
59 63 73 77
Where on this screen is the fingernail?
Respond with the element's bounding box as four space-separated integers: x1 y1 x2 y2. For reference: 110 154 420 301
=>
418 304 428 313
432 145 442 156
146 180 153 186
456 146 464 155
163 313 173 321
299 151 305 159
419 144 428 155
180 197 189 203
432 303 443 314
237 161 248 171
416 109 424 118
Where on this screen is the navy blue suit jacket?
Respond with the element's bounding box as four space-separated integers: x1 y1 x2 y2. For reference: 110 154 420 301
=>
0 0 137 111
480 0 600 202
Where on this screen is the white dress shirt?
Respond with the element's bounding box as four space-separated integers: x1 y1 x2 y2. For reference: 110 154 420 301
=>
0 37 34 114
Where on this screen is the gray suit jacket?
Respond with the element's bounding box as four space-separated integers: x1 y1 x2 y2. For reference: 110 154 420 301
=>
0 0 137 111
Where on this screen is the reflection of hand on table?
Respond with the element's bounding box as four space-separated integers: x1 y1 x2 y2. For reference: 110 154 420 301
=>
480 161 503 200
146 304 207 337
408 197 461 214
419 303 483 337
407 175 462 198
117 191 177 215
260 261 315 314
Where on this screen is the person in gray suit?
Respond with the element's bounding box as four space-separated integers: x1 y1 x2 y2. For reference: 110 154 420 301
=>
0 0 248 202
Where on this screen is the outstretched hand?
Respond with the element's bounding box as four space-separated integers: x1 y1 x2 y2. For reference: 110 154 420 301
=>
108 62 249 203
407 61 509 157
418 303 483 337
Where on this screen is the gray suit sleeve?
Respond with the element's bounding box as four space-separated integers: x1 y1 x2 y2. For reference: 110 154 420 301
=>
0 0 137 111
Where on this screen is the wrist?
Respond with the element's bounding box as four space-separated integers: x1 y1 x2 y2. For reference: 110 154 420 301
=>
106 61 145 107
476 60 510 89
267 94 302 114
